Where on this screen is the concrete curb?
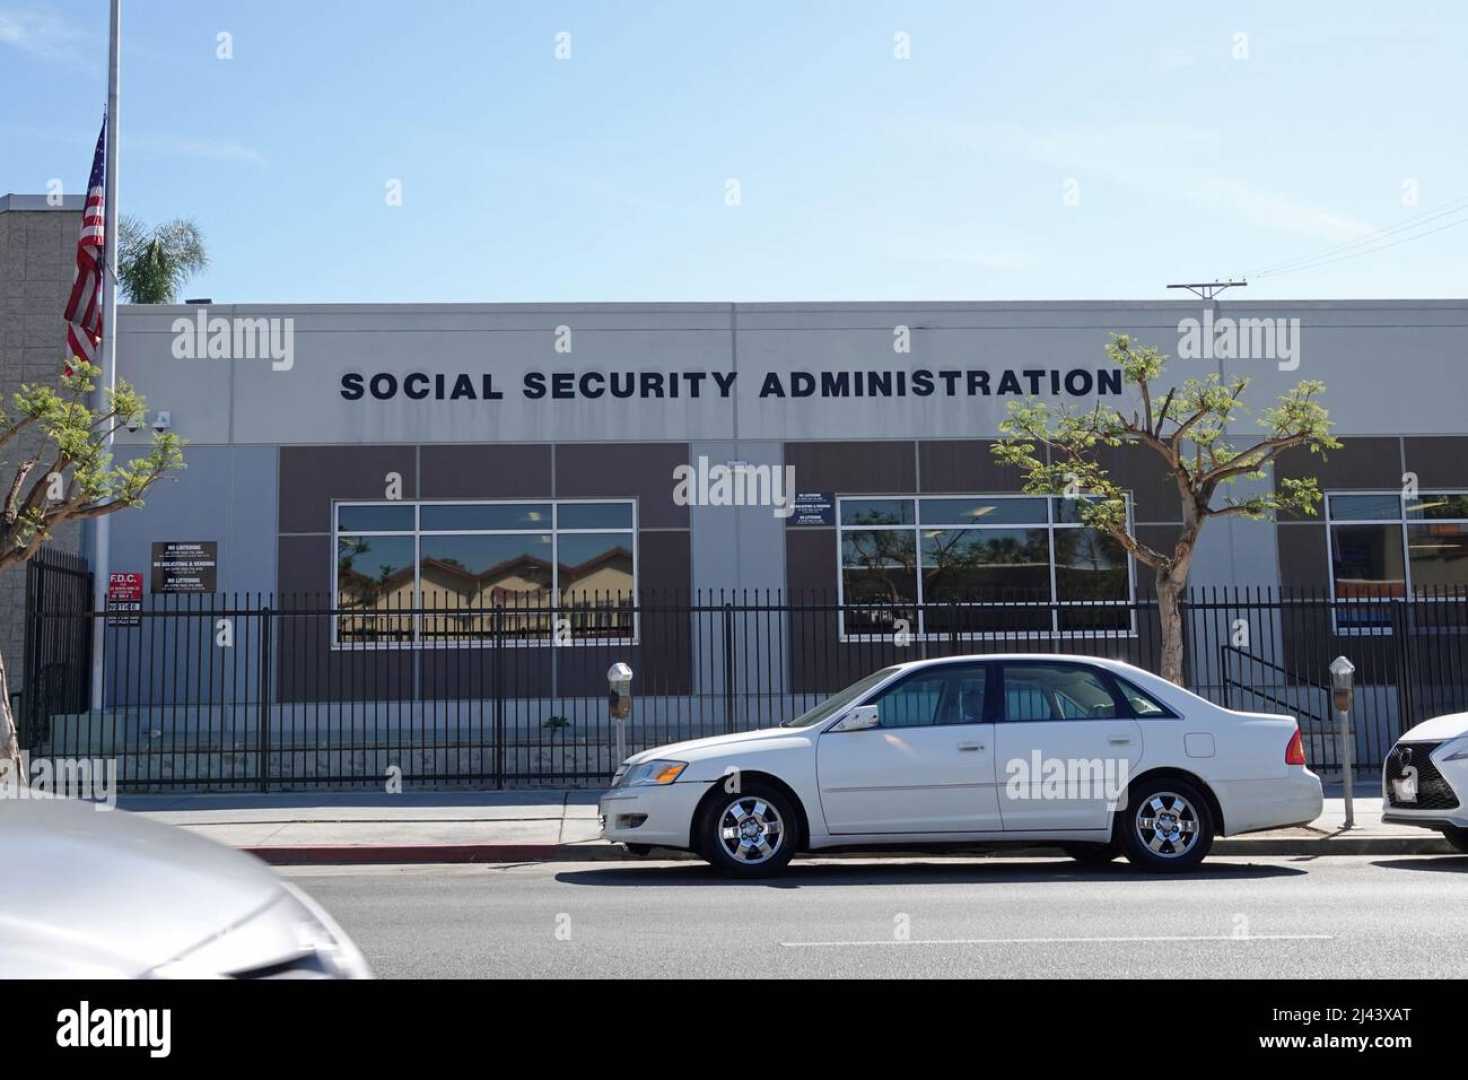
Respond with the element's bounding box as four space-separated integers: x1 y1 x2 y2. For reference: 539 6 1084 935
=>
246 835 1458 866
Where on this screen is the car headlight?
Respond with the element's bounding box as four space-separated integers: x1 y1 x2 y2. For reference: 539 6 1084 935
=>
147 882 372 979
616 760 687 788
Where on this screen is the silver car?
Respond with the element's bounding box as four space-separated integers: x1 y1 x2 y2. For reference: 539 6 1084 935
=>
0 798 370 978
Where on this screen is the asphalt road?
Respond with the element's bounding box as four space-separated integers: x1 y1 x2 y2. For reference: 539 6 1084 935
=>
286 855 1468 979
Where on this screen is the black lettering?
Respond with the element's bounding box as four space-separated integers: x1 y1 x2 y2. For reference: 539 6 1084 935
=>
369 373 398 400
1097 368 1123 395
580 371 605 398
911 369 934 396
869 371 892 397
967 370 990 396
997 370 1022 394
450 373 476 400
758 372 786 398
340 373 364 400
1064 369 1094 396
791 372 815 397
610 373 636 398
403 373 430 400
552 372 576 399
1024 370 1045 394
640 372 664 398
938 370 962 395
482 373 503 400
684 372 707 397
712 371 737 397
821 371 850 397
524 372 546 399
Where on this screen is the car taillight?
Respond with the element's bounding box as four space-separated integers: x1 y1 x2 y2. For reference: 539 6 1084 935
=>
1285 727 1307 766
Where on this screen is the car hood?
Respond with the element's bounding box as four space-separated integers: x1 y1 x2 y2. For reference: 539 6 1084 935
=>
0 797 288 977
624 725 809 766
1398 712 1468 744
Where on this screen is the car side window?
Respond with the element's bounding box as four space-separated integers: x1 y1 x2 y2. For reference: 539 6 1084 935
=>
1113 676 1177 718
872 671 953 728
1001 664 1119 721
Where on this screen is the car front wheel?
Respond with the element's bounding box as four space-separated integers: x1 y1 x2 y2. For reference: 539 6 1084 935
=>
1120 779 1214 872
698 783 797 878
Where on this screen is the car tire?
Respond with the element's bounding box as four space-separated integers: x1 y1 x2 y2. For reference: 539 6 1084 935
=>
1440 825 1468 854
1119 777 1214 873
1062 842 1120 866
697 782 798 878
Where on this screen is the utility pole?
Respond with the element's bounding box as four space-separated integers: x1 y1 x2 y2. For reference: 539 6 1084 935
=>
1166 279 1248 302
89 0 121 712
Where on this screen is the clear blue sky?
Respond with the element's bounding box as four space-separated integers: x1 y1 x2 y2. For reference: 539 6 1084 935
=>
3 0 1466 303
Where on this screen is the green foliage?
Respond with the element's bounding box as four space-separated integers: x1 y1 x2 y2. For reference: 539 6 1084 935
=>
0 359 185 569
992 333 1340 574
117 216 209 304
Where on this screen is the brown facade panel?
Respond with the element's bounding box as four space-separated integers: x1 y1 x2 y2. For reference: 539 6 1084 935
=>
419 444 553 499
279 445 418 534
1403 437 1468 488
1276 524 1330 591
784 440 916 495
917 439 1021 493
555 442 690 528
1094 444 1182 524
1275 437 1402 521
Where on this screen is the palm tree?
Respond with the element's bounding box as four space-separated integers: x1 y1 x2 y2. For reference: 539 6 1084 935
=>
117 216 209 303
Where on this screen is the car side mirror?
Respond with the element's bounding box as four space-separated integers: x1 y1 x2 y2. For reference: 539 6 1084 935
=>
832 704 880 732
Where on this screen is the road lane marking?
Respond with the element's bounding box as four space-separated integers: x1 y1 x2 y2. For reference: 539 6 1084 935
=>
780 934 1333 947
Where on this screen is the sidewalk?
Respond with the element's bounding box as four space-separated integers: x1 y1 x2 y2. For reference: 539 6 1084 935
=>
117 784 1459 865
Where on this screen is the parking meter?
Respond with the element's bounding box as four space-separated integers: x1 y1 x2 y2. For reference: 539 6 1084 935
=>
1330 656 1356 828
607 663 634 765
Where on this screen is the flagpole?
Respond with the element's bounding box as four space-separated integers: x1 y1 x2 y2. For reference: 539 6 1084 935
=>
89 0 121 713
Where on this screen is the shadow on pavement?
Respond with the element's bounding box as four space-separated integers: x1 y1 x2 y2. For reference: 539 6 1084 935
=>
1371 856 1468 874
554 857 1307 889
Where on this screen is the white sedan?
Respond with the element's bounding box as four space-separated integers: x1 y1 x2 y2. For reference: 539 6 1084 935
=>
600 654 1323 876
1381 712 1468 851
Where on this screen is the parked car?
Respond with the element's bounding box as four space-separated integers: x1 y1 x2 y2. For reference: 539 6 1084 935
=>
600 654 1323 876
0 797 371 978
1381 712 1468 851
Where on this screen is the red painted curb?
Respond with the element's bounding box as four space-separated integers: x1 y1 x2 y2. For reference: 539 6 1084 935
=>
244 844 607 865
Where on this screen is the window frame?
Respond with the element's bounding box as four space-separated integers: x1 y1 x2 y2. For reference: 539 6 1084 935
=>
862 661 995 729
993 659 1132 723
1323 488 1468 635
331 497 638 649
834 493 1138 643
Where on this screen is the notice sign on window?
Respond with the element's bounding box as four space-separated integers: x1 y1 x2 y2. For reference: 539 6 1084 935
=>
151 541 218 594
787 492 836 527
106 571 143 627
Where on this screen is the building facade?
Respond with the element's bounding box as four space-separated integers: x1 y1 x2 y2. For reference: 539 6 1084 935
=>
6 191 1467 785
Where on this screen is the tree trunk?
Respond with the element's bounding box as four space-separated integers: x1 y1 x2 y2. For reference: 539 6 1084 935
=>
1156 571 1187 686
0 647 26 785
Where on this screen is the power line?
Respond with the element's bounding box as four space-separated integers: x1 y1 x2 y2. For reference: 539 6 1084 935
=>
1254 194 1468 278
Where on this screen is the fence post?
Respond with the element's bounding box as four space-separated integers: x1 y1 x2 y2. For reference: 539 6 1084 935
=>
722 603 735 734
1392 598 1414 742
493 604 504 789
257 606 272 793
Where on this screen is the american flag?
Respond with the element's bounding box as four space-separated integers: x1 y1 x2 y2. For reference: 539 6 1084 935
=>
63 115 108 373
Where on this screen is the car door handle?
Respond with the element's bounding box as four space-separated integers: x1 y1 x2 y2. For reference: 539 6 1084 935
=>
1107 736 1133 745
957 742 985 751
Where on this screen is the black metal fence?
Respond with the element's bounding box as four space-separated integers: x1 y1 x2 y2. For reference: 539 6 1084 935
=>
19 549 92 751
22 567 1468 791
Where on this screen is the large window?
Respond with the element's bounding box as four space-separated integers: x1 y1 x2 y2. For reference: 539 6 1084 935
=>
1327 491 1468 631
333 500 636 646
836 495 1134 639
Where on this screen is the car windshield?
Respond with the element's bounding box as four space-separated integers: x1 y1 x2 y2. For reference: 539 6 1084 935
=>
780 666 901 728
